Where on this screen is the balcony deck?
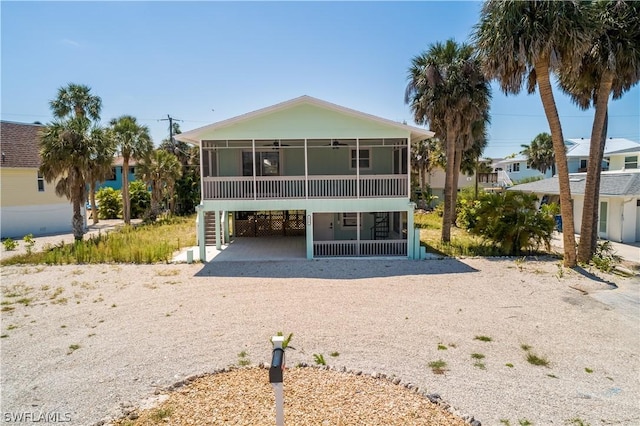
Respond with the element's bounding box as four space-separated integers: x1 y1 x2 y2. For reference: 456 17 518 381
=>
202 174 408 200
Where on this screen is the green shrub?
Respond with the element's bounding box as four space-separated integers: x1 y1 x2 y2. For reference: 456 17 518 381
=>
129 181 151 219
96 187 122 219
23 234 35 255
3 238 17 251
591 240 622 273
466 191 555 255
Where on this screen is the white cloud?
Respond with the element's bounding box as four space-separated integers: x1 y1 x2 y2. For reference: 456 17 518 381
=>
60 38 81 47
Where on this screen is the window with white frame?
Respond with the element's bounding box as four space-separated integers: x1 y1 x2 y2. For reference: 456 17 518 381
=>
37 171 45 192
624 156 638 169
512 163 520 172
350 149 371 169
341 212 358 228
580 159 588 169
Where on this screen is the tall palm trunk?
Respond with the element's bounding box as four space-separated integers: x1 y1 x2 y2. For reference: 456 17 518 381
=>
535 56 577 267
451 144 463 227
442 128 457 242
577 72 613 263
590 112 608 256
122 156 131 224
71 167 85 241
89 181 99 225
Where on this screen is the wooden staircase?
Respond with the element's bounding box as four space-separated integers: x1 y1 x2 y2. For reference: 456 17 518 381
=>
204 211 218 245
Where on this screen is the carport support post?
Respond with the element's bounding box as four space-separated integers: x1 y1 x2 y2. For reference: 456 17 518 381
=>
407 204 416 259
306 212 314 259
215 210 222 250
196 205 206 262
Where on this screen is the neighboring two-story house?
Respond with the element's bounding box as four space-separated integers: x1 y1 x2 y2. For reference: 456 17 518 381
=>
176 96 434 260
510 138 640 243
94 156 137 192
0 121 74 238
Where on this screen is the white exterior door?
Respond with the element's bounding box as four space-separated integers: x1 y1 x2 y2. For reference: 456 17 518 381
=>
599 201 608 238
313 213 334 241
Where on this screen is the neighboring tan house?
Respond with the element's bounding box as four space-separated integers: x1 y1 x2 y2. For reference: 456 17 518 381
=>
0 121 74 238
176 95 434 260
509 140 640 243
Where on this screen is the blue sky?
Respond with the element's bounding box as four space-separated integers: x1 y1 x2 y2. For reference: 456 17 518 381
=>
2 1 638 158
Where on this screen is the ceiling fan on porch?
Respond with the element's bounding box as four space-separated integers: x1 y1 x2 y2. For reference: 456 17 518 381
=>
263 140 289 150
325 139 348 149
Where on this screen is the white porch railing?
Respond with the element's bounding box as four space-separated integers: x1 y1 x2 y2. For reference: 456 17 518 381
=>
202 175 408 200
313 240 407 257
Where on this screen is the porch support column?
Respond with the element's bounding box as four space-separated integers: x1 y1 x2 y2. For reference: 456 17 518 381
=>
407 204 416 259
215 209 222 250
406 136 411 197
304 138 308 199
223 211 230 244
356 138 360 199
306 211 314 259
356 211 361 256
252 139 257 200
196 205 206 262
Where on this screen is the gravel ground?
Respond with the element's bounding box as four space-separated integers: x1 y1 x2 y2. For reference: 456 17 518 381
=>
1 258 639 426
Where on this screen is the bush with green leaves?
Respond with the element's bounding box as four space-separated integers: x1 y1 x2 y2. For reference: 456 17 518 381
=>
465 191 555 255
129 181 151 219
591 240 622 272
96 187 122 219
3 238 18 251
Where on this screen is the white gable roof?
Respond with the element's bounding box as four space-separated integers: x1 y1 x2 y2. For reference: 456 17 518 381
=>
176 95 434 144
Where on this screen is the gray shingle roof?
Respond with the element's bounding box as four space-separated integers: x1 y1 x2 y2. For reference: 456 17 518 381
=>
0 121 45 168
509 172 640 197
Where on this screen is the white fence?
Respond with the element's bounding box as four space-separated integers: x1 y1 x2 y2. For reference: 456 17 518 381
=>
202 175 407 200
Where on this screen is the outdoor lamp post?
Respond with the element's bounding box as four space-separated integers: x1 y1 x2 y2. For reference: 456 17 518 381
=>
269 335 285 426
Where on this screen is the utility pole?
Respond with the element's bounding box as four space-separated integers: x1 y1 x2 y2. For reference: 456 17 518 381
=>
159 114 183 146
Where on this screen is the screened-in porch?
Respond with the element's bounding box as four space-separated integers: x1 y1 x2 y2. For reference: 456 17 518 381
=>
200 138 409 200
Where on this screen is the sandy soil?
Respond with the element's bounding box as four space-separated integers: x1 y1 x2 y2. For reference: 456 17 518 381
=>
1 258 638 426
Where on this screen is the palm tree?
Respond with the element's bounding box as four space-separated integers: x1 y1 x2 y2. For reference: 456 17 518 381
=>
411 138 440 194
521 132 556 176
109 115 153 224
86 127 116 224
557 0 640 263
474 0 590 267
136 149 182 221
39 118 98 240
49 83 102 121
39 83 104 240
405 39 491 242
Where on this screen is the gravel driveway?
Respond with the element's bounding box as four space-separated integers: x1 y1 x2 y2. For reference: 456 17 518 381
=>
1 258 638 425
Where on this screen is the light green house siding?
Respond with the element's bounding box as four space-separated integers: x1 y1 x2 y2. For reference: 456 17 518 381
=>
198 104 409 141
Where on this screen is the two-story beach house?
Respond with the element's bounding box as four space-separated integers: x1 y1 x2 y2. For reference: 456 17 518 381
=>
176 96 434 261
510 138 640 243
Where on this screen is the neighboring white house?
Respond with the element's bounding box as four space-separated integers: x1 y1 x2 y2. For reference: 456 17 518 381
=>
0 121 74 238
495 137 640 187
176 96 434 260
509 138 640 243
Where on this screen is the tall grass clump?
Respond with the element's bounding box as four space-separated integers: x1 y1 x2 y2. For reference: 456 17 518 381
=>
1 215 196 265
